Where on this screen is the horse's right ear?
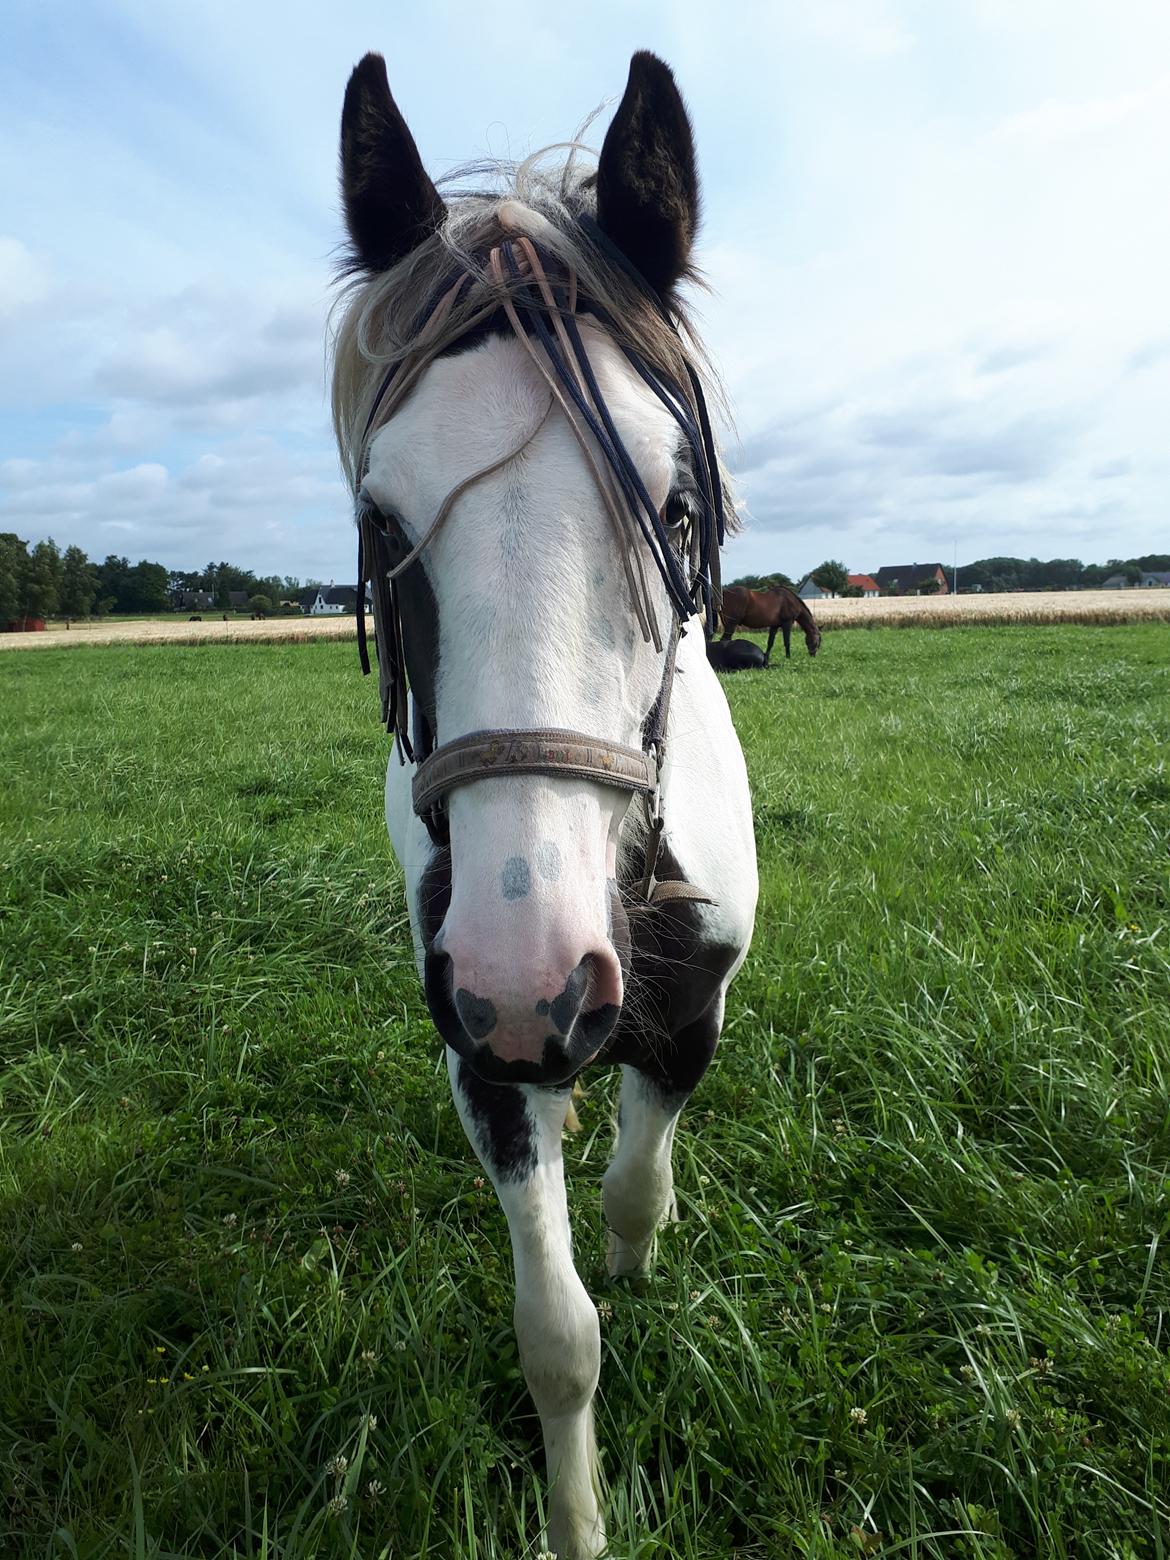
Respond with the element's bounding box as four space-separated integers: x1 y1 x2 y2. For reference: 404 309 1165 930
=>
340 53 445 274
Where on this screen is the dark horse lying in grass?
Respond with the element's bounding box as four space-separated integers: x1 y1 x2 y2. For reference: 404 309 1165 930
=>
707 637 767 671
719 584 821 664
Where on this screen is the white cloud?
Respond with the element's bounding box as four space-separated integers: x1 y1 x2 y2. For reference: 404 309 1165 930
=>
994 73 1170 143
1 0 1168 585
0 237 48 318
0 441 348 577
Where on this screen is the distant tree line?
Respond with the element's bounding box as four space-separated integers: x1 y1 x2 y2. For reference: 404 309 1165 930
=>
0 534 324 620
727 571 795 591
731 554 1170 597
956 554 1170 592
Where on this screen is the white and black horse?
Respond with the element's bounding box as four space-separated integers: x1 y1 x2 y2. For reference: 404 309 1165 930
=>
333 50 757 1558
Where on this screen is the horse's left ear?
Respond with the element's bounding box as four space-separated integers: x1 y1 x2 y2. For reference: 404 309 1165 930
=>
340 52 445 273
596 51 700 299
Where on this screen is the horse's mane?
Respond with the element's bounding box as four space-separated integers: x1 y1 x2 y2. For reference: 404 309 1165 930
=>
328 140 738 536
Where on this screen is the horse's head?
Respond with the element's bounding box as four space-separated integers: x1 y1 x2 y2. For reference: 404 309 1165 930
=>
806 622 822 657
336 53 720 1085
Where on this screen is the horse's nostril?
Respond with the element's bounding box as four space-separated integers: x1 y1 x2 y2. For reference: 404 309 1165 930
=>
569 949 623 1047
455 988 498 1040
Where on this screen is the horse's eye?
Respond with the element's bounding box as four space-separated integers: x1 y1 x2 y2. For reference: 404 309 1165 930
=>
359 496 408 554
359 494 396 532
663 488 697 531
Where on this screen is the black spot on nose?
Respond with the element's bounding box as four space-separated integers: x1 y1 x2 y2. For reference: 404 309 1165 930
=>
502 856 530 900
455 988 497 1040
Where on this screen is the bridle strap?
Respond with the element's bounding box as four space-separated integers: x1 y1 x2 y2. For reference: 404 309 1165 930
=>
381 395 553 585
412 728 655 821
489 242 662 650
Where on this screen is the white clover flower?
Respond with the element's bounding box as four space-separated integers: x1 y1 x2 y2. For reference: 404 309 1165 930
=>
334 1169 351 1188
850 1406 867 1426
325 1453 348 1478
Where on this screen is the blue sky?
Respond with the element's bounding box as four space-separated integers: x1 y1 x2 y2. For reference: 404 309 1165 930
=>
2 0 1169 584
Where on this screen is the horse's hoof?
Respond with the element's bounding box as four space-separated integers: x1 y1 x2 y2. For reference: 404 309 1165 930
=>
606 1228 655 1280
548 1504 607 1559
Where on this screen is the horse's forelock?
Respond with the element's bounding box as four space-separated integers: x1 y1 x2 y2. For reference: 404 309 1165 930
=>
328 148 738 535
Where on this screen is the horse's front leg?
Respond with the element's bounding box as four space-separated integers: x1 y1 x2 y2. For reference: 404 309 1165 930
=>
782 622 792 658
603 1066 685 1277
447 1051 605 1560
603 997 723 1278
764 625 778 665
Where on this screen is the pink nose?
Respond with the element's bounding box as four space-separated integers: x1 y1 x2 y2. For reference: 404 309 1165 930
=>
425 935 624 1084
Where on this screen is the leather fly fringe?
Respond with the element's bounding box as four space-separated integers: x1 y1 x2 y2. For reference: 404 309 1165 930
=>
354 220 725 764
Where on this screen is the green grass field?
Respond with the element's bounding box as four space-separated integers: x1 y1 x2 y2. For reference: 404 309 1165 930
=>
2 626 1168 1559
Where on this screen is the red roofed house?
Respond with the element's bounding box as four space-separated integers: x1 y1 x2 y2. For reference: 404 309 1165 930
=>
873 563 950 596
848 574 880 597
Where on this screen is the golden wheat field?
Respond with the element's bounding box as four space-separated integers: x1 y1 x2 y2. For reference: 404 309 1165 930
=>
802 587 1170 630
0 615 359 651
2 589 1168 652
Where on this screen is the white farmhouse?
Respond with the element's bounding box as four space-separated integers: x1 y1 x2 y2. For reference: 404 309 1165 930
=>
299 585 369 615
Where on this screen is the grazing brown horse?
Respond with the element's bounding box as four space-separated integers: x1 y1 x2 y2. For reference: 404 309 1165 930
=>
719 585 821 664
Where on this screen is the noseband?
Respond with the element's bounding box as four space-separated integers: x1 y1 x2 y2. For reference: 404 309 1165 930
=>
354 222 725 906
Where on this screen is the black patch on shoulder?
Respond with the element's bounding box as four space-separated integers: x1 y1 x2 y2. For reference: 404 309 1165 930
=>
601 840 739 1095
535 998 551 1016
456 1060 537 1182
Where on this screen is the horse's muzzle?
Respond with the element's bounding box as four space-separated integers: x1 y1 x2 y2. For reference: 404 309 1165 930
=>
424 945 622 1086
